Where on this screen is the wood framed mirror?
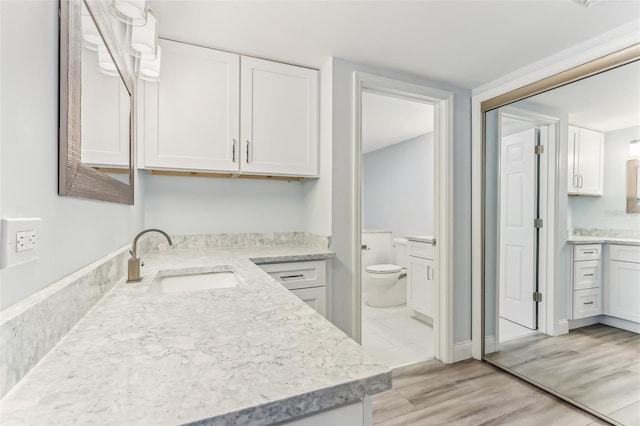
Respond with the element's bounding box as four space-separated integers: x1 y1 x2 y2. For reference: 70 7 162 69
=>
59 0 134 204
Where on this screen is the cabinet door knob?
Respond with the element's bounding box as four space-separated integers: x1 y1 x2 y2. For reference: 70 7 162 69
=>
573 174 578 188
578 175 584 188
427 265 431 280
246 141 250 163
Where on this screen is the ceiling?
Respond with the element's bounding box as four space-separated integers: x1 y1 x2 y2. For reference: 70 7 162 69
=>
522 60 640 132
150 1 640 89
362 92 433 153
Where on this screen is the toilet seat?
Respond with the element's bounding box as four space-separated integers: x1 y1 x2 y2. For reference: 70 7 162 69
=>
365 264 402 274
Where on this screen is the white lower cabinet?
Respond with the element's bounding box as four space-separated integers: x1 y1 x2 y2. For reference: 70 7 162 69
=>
570 244 602 319
259 260 327 317
407 241 434 319
290 287 326 316
606 245 640 323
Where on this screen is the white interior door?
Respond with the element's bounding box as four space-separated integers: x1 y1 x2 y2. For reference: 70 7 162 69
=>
499 127 537 330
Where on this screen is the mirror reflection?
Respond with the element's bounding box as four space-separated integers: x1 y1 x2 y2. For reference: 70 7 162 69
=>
80 7 131 184
484 60 640 425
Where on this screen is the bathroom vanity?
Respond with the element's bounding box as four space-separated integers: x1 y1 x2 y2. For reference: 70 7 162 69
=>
568 237 640 331
407 236 436 320
0 245 390 425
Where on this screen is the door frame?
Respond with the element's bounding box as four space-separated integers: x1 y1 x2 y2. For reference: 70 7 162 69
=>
472 44 640 359
352 71 454 362
491 107 558 351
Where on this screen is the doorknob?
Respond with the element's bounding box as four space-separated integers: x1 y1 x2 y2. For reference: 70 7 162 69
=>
361 244 370 250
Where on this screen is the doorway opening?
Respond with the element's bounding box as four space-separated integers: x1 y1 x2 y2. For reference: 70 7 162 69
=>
491 107 558 350
352 72 454 364
360 91 435 367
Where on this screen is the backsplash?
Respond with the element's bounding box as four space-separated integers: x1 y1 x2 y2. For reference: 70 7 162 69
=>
571 228 640 240
145 231 331 251
0 232 329 398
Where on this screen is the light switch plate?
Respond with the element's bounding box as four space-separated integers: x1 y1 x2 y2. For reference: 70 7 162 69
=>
1 218 42 268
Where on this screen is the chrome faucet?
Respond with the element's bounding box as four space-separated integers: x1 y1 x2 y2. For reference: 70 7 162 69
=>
127 229 173 282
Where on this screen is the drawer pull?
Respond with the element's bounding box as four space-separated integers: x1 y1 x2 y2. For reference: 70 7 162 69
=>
584 273 594 277
281 274 304 280
583 251 594 254
584 301 594 305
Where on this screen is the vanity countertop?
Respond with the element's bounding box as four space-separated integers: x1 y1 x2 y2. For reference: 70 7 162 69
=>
0 246 391 425
567 236 640 246
406 235 435 244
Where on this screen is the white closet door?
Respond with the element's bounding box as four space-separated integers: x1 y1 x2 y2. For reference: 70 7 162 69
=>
499 128 537 330
143 39 240 172
240 57 318 176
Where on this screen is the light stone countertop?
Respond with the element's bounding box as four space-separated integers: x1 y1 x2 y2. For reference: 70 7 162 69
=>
406 235 435 244
0 246 391 425
566 236 640 246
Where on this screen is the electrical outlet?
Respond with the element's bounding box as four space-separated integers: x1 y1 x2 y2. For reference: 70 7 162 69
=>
16 230 38 252
1 218 42 268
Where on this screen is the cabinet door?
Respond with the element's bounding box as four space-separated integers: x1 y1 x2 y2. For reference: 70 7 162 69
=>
567 125 578 194
576 128 604 196
408 258 433 318
80 48 129 168
240 57 318 177
290 287 326 317
143 39 240 172
607 260 640 323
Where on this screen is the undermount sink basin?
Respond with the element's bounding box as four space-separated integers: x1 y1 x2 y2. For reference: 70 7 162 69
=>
149 268 240 294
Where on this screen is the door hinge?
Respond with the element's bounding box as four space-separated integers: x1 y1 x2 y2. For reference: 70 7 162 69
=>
533 291 542 302
535 145 544 155
534 218 543 228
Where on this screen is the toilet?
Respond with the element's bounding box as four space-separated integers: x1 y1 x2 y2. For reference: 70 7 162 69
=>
365 238 408 307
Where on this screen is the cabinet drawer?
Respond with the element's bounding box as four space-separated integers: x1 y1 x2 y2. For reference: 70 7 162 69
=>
609 245 640 264
259 260 326 290
573 244 601 261
573 260 601 290
573 288 602 319
408 242 434 260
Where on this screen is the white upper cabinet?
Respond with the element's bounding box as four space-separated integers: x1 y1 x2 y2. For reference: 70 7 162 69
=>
240 57 318 177
567 125 604 196
142 39 240 172
141 40 319 178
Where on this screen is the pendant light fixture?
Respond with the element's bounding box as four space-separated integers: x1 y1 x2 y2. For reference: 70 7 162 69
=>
108 0 148 26
81 5 104 52
126 9 158 60
138 45 162 82
97 46 120 77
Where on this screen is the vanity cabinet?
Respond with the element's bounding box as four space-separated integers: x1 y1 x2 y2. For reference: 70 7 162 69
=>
259 260 327 317
567 125 604 196
570 244 602 319
407 241 434 319
141 39 318 178
605 245 640 323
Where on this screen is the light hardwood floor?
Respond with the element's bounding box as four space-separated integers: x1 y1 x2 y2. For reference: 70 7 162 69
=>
486 324 640 425
372 359 608 426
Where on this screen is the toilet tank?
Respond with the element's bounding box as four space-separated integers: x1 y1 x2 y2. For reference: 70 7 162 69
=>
362 231 392 267
393 238 409 268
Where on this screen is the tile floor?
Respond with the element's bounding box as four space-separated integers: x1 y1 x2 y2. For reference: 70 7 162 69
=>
361 294 433 368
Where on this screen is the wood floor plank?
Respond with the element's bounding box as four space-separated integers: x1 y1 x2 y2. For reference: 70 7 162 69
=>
372 358 603 426
486 323 640 422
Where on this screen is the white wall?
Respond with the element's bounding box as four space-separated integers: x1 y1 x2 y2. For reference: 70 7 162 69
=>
0 0 144 310
302 60 333 237
329 57 472 345
143 174 307 234
363 133 433 239
569 125 640 231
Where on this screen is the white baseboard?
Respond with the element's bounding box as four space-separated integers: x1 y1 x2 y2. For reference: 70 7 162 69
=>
554 320 569 336
452 340 472 362
484 336 496 354
600 316 640 333
569 316 602 330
